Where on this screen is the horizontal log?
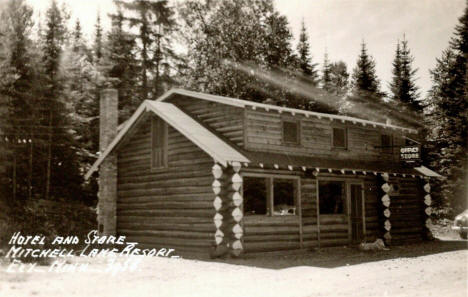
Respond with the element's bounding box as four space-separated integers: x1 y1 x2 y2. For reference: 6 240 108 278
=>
365 216 379 223
302 240 319 248
118 216 212 224
319 232 349 240
118 170 212 184
244 241 300 253
319 238 350 247
302 225 318 233
117 221 215 233
118 193 214 203
389 220 424 228
319 224 348 232
391 227 423 234
320 215 347 224
243 215 299 226
117 208 215 218
244 225 299 235
118 186 213 198
117 200 213 210
124 235 211 248
118 176 213 191
136 243 209 255
302 217 318 225
119 229 213 240
244 234 300 243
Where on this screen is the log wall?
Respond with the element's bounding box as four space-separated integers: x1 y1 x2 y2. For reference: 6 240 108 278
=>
388 176 425 245
364 176 381 241
116 116 215 254
242 172 384 252
169 95 245 147
244 107 407 162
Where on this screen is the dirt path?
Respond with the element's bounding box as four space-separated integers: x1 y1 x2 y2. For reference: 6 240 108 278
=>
0 244 466 297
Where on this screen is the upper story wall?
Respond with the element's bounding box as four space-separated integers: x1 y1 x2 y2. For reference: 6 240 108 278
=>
244 106 415 163
168 95 245 147
162 94 418 163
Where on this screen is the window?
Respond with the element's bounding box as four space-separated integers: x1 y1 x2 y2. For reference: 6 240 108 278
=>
243 177 267 215
273 179 296 215
151 117 167 169
332 128 347 149
319 181 345 214
243 176 297 216
283 120 300 144
381 134 393 154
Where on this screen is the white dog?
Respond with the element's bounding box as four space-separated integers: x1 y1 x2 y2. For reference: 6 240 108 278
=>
358 238 388 251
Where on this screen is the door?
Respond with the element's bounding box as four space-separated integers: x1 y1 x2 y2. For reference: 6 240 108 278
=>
350 184 365 244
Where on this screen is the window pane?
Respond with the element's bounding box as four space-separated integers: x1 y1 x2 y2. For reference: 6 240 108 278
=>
152 117 167 168
273 179 296 215
333 128 346 148
283 121 298 143
243 177 267 215
319 181 345 214
381 134 393 154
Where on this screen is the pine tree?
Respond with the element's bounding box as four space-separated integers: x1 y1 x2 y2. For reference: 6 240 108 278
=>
296 20 319 86
115 0 176 99
389 40 402 101
0 0 39 201
426 2 468 214
40 0 82 201
106 7 140 122
94 13 103 62
351 41 382 98
72 19 83 52
390 37 421 112
321 51 332 91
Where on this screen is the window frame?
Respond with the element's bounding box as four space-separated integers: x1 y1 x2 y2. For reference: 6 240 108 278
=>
241 173 300 217
332 127 347 149
317 179 347 215
380 134 394 154
281 119 301 145
151 116 168 170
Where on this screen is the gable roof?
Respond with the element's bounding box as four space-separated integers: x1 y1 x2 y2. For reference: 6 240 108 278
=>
85 89 439 180
157 88 418 134
84 100 249 180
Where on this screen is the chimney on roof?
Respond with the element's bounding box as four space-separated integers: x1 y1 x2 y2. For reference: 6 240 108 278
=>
386 118 393 126
98 88 118 236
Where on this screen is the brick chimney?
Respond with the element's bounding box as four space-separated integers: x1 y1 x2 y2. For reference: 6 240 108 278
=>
97 89 118 235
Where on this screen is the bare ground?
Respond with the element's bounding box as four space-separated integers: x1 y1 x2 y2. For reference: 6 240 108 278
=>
0 238 466 297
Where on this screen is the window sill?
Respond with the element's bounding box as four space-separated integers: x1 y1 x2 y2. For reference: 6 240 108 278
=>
150 166 169 173
243 215 299 224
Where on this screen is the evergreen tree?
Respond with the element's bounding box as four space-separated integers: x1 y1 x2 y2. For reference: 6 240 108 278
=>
106 7 140 122
0 0 40 201
426 2 468 214
351 41 382 98
40 0 82 201
389 40 402 101
115 0 176 99
321 51 332 91
72 19 83 52
390 37 421 112
94 13 103 62
296 20 319 86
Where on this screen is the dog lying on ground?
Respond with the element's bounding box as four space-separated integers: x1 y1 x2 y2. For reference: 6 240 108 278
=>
358 238 388 251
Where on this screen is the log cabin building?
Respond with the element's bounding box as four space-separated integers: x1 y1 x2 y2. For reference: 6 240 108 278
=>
86 88 441 257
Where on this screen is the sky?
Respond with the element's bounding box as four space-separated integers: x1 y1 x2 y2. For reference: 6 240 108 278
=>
25 0 466 96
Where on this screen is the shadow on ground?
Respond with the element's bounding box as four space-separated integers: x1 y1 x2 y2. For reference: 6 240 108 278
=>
209 239 468 270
